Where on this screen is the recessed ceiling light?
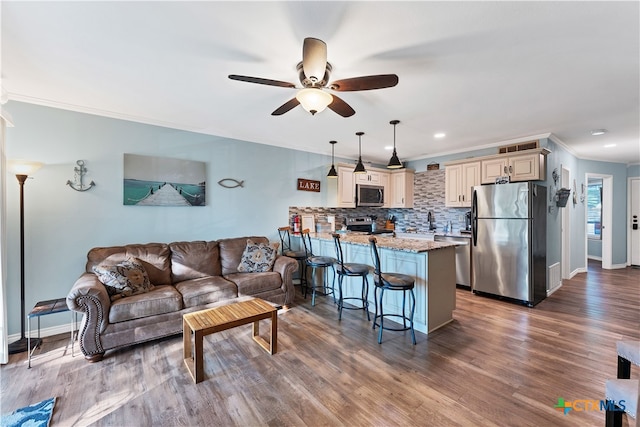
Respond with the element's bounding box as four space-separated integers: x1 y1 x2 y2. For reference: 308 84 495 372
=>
434 133 446 138
384 145 394 150
604 143 617 148
591 129 607 136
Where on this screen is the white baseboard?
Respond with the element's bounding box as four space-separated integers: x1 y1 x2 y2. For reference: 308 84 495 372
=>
8 323 74 343
547 282 562 296
572 267 587 277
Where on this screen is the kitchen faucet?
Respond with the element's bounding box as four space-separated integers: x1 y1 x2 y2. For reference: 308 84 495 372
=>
427 211 436 231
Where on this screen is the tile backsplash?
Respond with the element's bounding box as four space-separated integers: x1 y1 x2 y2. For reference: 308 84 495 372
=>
289 169 470 234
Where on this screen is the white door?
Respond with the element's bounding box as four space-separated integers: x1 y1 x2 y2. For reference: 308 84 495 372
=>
631 178 640 266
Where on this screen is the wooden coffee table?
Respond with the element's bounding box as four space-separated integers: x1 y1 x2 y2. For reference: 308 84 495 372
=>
182 298 278 384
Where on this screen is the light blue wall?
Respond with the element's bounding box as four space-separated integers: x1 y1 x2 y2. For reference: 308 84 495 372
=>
628 164 640 178
588 239 602 258
4 101 337 334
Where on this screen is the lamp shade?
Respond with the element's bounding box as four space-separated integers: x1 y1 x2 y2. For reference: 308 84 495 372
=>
387 151 402 169
9 160 43 176
296 88 333 115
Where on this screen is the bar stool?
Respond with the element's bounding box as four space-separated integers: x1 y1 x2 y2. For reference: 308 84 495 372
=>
300 229 336 306
368 236 416 345
332 233 371 321
278 226 307 293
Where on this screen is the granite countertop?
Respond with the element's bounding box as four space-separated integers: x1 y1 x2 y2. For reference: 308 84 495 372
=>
310 232 456 253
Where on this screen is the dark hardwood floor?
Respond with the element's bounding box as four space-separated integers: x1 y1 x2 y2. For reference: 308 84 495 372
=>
2 260 639 426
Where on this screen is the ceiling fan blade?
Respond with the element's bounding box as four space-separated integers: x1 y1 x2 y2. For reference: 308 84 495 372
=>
271 98 300 116
329 74 399 91
228 74 296 88
302 38 327 84
327 94 355 117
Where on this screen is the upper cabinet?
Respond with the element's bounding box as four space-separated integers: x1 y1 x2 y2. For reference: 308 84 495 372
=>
355 170 383 185
445 161 480 207
389 169 415 208
445 147 550 206
336 165 356 208
480 150 549 184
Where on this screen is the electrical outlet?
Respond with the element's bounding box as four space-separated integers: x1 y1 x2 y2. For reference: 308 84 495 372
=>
458 215 464 221
404 214 409 220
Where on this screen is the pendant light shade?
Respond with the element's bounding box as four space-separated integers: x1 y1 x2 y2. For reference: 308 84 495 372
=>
387 119 403 169
327 140 338 178
353 132 367 174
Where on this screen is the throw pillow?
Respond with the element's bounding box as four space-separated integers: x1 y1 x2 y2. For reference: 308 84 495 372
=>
237 239 279 273
93 257 155 301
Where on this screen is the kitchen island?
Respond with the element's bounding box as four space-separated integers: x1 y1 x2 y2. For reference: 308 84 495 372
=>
304 232 457 335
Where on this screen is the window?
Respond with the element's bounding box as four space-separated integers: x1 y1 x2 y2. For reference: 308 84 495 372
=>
587 180 602 239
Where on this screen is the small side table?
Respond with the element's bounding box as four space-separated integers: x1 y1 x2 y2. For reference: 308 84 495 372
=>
27 298 77 368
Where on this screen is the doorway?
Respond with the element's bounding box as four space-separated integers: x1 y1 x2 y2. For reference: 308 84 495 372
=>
629 178 640 266
585 173 613 269
561 166 571 279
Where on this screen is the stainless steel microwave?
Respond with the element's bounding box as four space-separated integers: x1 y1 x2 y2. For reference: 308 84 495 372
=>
356 184 384 207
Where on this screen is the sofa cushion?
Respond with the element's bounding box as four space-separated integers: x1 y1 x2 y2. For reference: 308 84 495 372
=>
93 257 155 301
218 236 269 275
86 243 172 286
169 240 222 282
174 276 238 308
237 239 279 273
109 285 183 323
224 272 283 296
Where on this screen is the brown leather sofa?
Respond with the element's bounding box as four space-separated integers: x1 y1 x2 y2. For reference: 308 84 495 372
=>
67 236 297 362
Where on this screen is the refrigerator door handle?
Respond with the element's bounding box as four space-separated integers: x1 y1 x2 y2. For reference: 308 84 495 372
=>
472 189 478 246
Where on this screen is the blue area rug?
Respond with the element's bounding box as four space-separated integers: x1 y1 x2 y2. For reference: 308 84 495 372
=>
1 397 55 427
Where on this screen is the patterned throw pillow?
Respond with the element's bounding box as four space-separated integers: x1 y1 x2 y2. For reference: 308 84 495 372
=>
92 257 155 301
237 239 279 273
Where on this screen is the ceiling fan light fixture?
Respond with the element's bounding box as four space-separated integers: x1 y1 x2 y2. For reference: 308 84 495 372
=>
327 140 338 178
296 88 333 115
354 132 367 174
387 120 403 169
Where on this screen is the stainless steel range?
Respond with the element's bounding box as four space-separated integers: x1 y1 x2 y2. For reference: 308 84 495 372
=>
345 216 374 233
345 216 393 234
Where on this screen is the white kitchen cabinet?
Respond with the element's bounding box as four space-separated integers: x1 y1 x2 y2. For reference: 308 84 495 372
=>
481 151 547 184
337 165 355 208
389 169 414 208
355 170 386 185
445 161 480 207
380 172 391 208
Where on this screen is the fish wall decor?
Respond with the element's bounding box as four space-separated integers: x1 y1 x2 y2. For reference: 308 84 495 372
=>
217 178 244 189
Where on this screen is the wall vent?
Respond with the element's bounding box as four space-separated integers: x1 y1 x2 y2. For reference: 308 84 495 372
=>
498 140 539 154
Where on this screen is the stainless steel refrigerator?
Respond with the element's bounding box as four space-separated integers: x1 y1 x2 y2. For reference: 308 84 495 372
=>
471 182 547 306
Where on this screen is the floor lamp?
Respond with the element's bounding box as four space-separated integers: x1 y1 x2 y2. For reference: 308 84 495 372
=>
7 160 43 354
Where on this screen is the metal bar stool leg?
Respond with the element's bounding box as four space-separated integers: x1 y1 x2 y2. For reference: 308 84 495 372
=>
378 288 385 344
409 289 416 345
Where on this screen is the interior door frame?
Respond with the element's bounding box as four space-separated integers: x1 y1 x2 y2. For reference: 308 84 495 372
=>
585 173 613 269
561 166 571 279
628 177 640 266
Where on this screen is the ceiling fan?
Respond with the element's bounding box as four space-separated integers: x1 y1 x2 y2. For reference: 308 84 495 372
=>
228 37 398 117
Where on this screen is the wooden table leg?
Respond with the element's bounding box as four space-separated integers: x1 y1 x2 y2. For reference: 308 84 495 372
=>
193 330 204 383
271 310 277 355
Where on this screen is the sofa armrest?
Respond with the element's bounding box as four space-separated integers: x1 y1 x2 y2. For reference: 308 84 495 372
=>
66 273 110 358
272 255 298 307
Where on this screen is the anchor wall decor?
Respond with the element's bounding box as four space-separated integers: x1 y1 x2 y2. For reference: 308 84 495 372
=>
66 160 95 192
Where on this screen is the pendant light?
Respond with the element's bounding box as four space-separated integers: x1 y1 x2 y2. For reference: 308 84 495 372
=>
353 131 367 174
327 140 338 178
387 119 403 169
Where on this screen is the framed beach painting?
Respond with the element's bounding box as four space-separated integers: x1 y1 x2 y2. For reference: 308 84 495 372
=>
123 154 206 206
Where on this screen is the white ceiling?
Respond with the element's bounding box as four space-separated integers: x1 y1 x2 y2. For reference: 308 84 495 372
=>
2 1 639 165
